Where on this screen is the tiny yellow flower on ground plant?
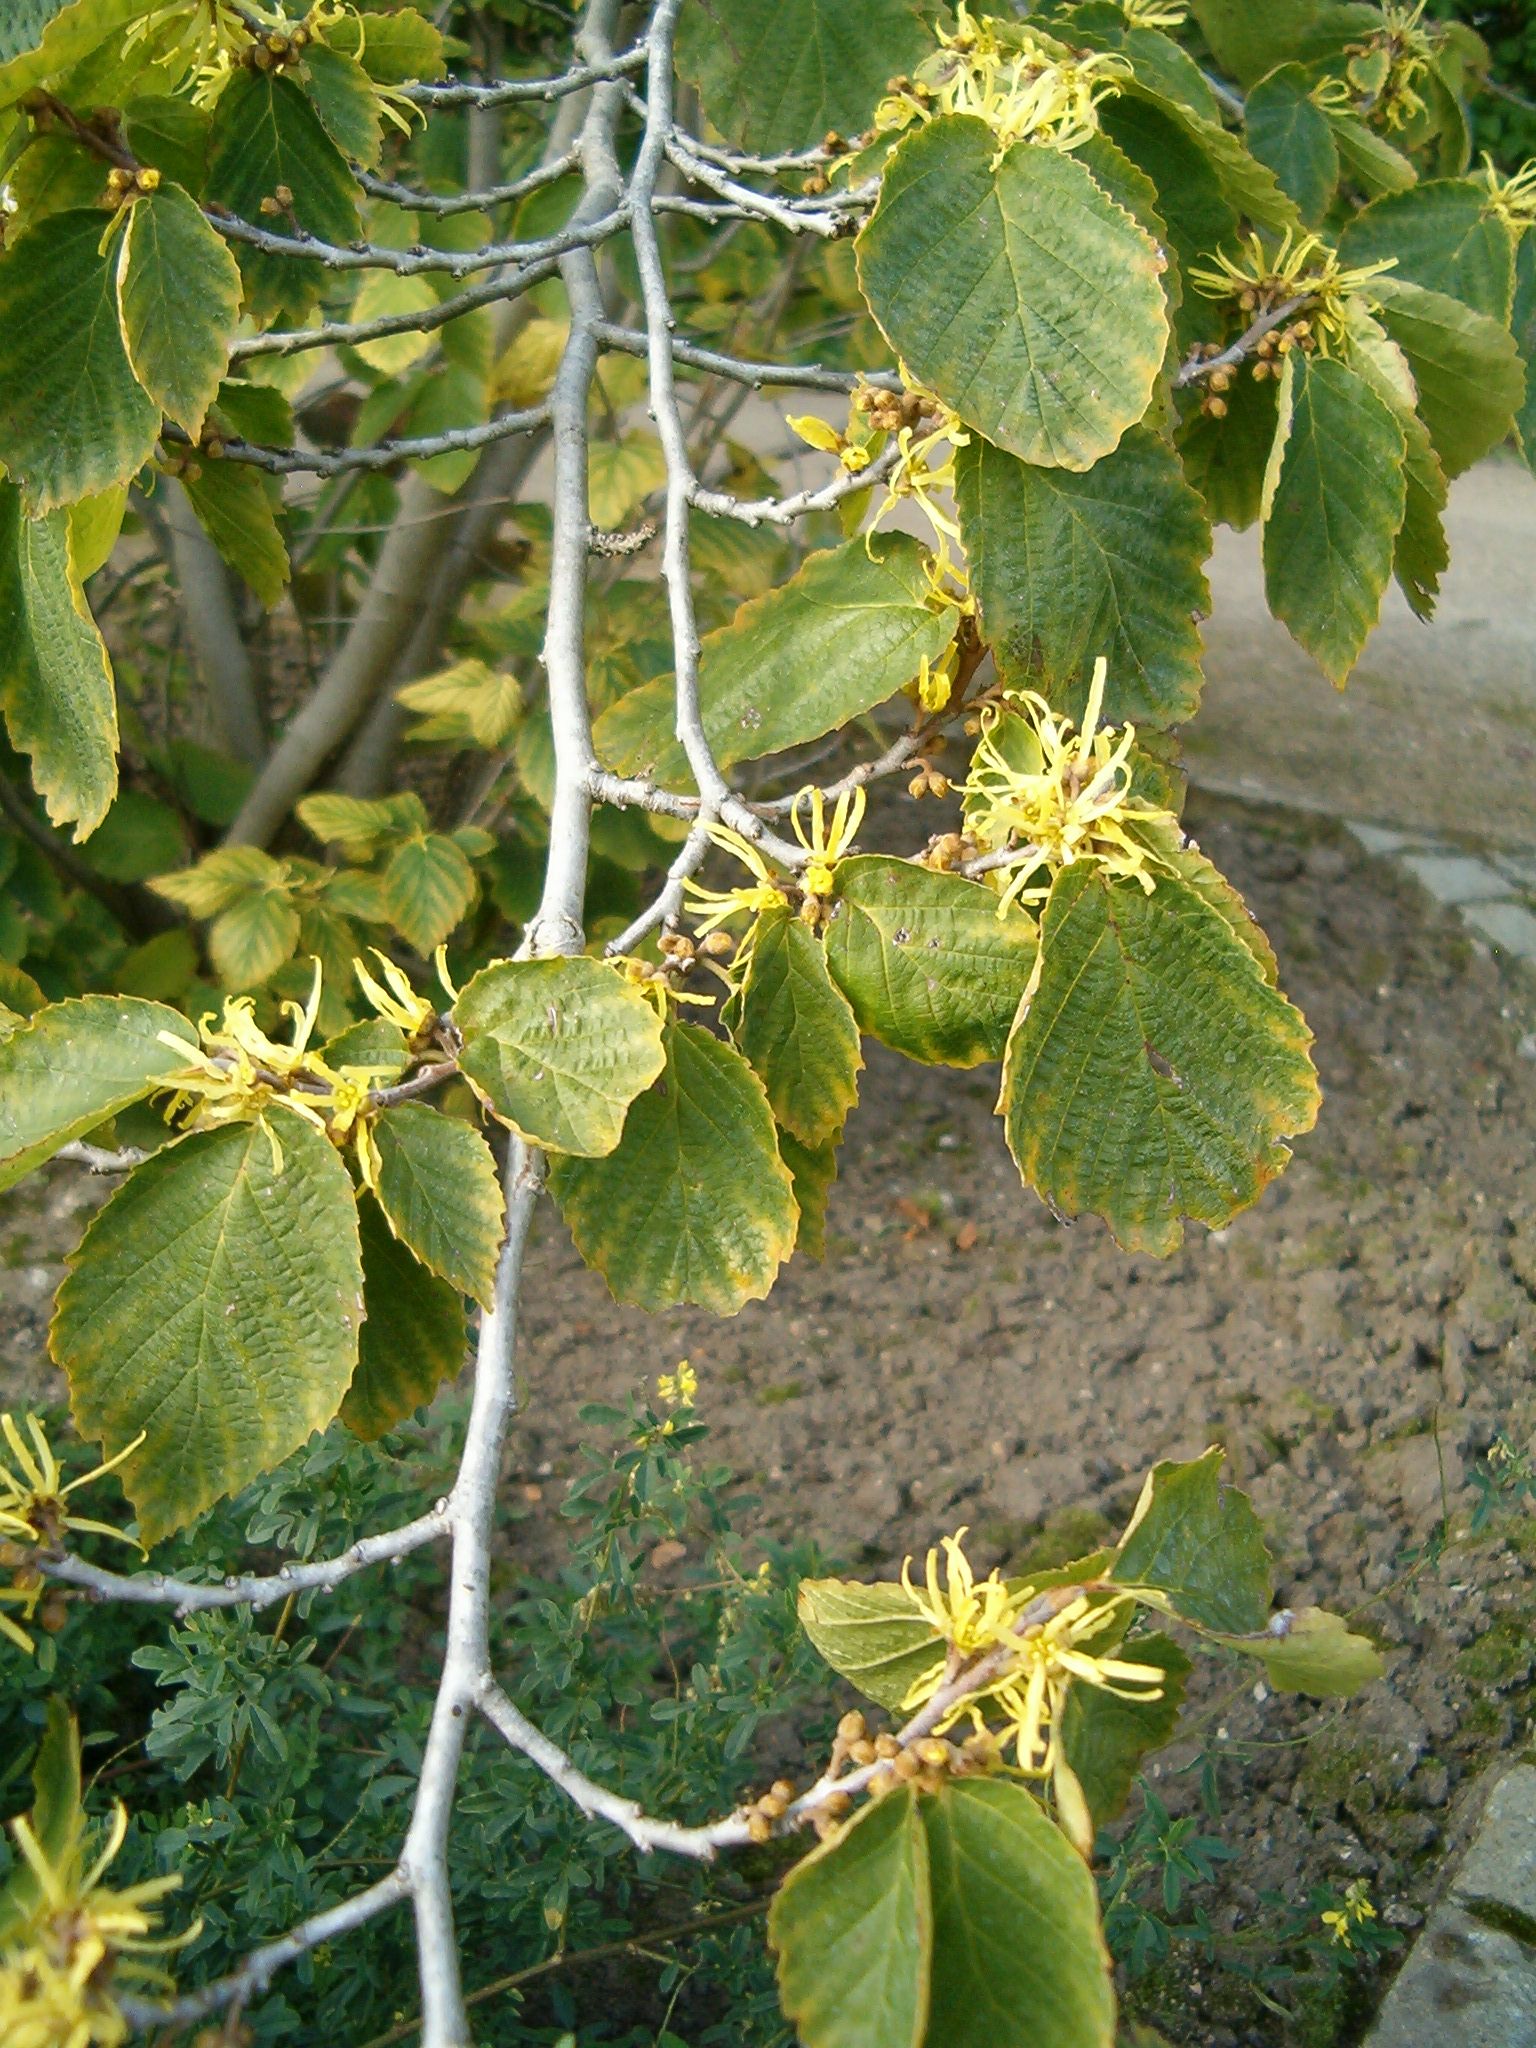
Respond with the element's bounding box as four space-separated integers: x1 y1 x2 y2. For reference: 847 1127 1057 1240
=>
1 1415 142 1654
657 1360 697 1408
1321 1878 1379 1947
958 657 1175 915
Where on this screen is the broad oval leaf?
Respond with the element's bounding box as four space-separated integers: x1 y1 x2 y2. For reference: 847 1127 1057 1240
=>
0 993 195 1191
370 1102 504 1309
206 72 362 325
593 535 955 788
797 1577 943 1712
920 1778 1115 2048
0 210 160 513
1060 1631 1189 1828
999 859 1319 1255
454 956 666 1158
1370 274 1527 480
1339 177 1517 324
737 907 862 1147
955 426 1211 729
1243 63 1339 225
769 1787 931 2048
0 481 118 839
117 181 243 439
677 0 930 154
1110 1447 1272 1637
382 831 477 952
1260 352 1407 687
0 0 161 111
53 1111 365 1544
549 1019 797 1314
1212 1606 1385 1697
825 857 1037 1069
341 1190 465 1441
857 117 1169 470
182 460 290 609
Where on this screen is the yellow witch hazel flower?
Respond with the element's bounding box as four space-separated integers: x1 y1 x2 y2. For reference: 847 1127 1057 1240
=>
683 824 788 954
895 1529 1166 1849
958 657 1174 916
1117 0 1187 26
1345 0 1438 131
1 1415 142 1654
158 961 401 1182
874 5 1129 163
791 784 865 915
1480 155 1536 233
0 1797 195 2047
1190 228 1397 356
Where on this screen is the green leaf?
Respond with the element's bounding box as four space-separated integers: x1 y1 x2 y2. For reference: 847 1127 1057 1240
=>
455 955 666 1157
781 1128 837 1260
770 1788 931 2048
85 788 186 882
1186 0 1377 87
1243 64 1339 224
955 426 1211 730
1515 234 1536 476
0 0 160 107
302 44 384 167
182 459 290 608
341 1190 465 1440
1348 322 1451 622
796 1577 943 1712
67 484 128 581
116 182 242 439
53 1111 364 1543
920 1778 1115 2048
593 534 955 788
1212 1606 1384 1696
587 431 667 529
1325 108 1417 197
0 993 195 1191
1338 178 1516 324
736 907 862 1146
1116 78 1301 236
150 842 287 917
326 6 445 85
999 859 1319 1255
122 94 213 194
382 832 477 952
296 789 428 855
1369 275 1527 479
825 857 1037 1069
1261 351 1407 686
1098 94 1237 285
206 72 362 325
0 481 118 839
549 1019 797 1314
209 881 301 987
1176 368 1280 533
1111 1447 1272 1636
677 0 930 155
857 117 1168 469
0 210 161 514
370 1102 504 1309
1060 1632 1189 1828
0 1698 83 1948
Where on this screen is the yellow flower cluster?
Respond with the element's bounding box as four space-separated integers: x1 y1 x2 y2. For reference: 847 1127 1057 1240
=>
1321 1878 1379 1947
656 1360 698 1408
683 787 865 958
895 1529 1165 1851
0 1417 141 1655
156 952 448 1188
1481 155 1536 233
957 657 1174 916
874 6 1129 163
0 1798 193 2048
1190 228 1397 357
1346 1 1438 131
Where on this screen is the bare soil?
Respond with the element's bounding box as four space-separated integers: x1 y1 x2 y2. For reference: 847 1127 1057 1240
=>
7 791 1536 2045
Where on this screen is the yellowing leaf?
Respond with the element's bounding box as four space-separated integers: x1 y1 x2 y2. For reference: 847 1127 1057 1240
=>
587 431 668 529
117 181 243 439
370 1103 504 1308
0 480 119 840
349 268 441 376
396 658 521 748
549 1019 797 1313
382 832 477 952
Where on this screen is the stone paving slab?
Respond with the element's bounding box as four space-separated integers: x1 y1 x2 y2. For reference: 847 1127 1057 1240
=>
1367 1766 1536 2047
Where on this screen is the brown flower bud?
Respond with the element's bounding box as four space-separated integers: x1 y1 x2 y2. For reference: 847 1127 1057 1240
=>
874 1732 901 1760
837 1710 867 1743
